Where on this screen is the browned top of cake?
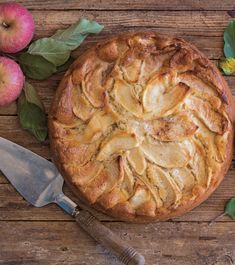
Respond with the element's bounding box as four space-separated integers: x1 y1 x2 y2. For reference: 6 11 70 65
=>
49 32 235 222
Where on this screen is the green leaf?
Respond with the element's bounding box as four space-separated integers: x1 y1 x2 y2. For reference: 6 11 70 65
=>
225 197 235 220
18 92 26 109
18 92 47 142
219 57 235 75
52 19 104 50
28 38 70 66
56 57 75 73
20 18 104 80
18 53 57 80
224 20 235 58
23 81 44 110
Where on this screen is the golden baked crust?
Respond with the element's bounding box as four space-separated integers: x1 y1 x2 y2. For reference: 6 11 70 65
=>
49 32 235 222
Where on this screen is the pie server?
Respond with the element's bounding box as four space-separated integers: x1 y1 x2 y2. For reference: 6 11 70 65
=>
0 137 145 265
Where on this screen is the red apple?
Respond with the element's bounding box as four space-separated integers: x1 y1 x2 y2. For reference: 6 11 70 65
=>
0 56 24 106
0 2 34 53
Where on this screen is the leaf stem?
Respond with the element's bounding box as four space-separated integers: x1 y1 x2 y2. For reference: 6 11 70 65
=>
209 212 227 226
0 52 19 62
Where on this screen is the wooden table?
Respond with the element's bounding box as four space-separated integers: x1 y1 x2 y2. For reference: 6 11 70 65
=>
0 1 235 264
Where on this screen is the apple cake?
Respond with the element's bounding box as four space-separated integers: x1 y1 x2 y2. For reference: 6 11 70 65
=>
49 32 235 222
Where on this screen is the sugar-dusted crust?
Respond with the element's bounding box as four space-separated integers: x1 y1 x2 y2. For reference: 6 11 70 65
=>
49 32 235 222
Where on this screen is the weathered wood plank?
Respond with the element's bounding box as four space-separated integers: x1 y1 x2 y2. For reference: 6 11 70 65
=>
1 10 226 67
0 116 50 158
28 10 230 38
15 9 229 60
0 161 235 222
0 221 234 265
14 0 235 11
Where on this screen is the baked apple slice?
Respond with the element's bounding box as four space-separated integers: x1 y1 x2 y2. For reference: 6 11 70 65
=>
170 167 195 192
127 147 147 175
140 137 191 168
147 164 182 208
72 89 94 121
113 79 143 117
80 111 116 143
143 72 190 116
120 49 142 83
189 140 210 188
150 111 198 141
185 95 228 135
179 72 218 96
97 132 139 161
82 63 109 107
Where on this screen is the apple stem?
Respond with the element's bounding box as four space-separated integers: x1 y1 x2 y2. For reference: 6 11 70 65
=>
2 22 9 29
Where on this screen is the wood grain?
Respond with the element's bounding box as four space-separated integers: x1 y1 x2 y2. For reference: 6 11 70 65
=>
0 116 50 158
0 221 234 265
14 0 235 11
28 10 231 42
1 3 235 265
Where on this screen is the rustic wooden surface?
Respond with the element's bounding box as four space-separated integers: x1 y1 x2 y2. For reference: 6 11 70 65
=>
0 1 235 264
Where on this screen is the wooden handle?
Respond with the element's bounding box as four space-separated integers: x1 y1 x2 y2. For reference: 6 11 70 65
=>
75 210 145 265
